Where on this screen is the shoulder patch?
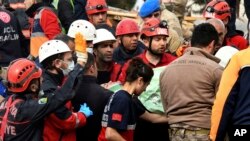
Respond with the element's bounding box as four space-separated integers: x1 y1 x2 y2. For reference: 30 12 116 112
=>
0 12 11 23
38 97 48 104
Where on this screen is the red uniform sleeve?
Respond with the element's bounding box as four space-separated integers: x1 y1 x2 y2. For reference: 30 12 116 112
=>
48 111 87 130
40 9 61 39
226 35 248 50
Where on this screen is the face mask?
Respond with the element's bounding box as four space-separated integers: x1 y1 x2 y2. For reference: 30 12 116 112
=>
87 47 93 54
60 60 75 76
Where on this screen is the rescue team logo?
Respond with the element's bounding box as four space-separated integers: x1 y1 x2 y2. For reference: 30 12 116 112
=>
0 12 11 23
112 113 122 122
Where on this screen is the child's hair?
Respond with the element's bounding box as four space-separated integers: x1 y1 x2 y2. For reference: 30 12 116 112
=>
125 57 154 83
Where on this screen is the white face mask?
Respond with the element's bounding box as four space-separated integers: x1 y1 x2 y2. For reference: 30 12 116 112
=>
60 60 75 76
87 47 93 54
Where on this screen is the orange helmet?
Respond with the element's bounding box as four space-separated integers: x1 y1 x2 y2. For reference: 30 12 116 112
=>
7 58 42 93
85 0 108 15
141 18 169 37
203 0 231 20
116 19 140 36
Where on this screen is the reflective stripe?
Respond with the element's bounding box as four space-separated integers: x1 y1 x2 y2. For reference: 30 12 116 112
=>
32 8 46 38
52 0 74 11
102 121 136 130
73 113 80 128
31 32 46 37
22 29 31 38
127 124 136 130
241 65 250 70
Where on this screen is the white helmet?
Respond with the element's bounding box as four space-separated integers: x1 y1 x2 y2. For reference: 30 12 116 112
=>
93 29 116 45
39 40 71 63
67 20 96 41
215 46 239 68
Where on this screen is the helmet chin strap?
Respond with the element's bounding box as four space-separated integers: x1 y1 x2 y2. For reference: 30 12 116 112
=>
148 37 163 56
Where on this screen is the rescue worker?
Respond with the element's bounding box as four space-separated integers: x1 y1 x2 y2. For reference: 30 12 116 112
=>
0 40 88 140
0 6 28 67
53 0 75 32
73 0 88 20
85 0 112 27
112 19 145 81
98 58 168 141
93 28 116 84
72 53 113 141
160 23 223 141
67 19 96 53
203 0 248 50
162 0 188 24
210 47 250 141
38 39 93 141
27 0 62 58
118 18 176 141
207 18 226 52
139 0 183 54
2 0 31 38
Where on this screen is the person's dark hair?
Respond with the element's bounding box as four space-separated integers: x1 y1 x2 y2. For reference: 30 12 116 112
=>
95 23 115 36
15 78 40 95
126 57 153 83
41 53 65 70
54 33 74 44
83 52 95 74
191 23 219 48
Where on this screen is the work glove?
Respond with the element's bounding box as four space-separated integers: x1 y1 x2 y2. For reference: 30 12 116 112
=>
79 103 93 118
75 33 88 63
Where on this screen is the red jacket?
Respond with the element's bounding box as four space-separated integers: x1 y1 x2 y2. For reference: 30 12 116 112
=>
225 35 248 50
43 102 87 141
42 75 87 141
118 51 177 83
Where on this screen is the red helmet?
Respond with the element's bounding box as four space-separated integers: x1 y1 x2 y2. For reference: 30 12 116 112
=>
85 0 108 15
141 18 169 37
116 19 140 36
203 0 231 20
7 58 42 93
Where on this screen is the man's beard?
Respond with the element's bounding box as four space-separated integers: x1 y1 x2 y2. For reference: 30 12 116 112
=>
148 46 163 56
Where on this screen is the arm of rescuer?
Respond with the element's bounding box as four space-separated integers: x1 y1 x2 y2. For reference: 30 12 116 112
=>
134 96 168 123
105 127 126 141
28 62 86 122
43 33 90 130
27 35 88 123
40 9 62 39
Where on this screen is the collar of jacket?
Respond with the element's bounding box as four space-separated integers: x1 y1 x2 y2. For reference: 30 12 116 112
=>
44 70 64 86
184 47 221 63
114 44 144 64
